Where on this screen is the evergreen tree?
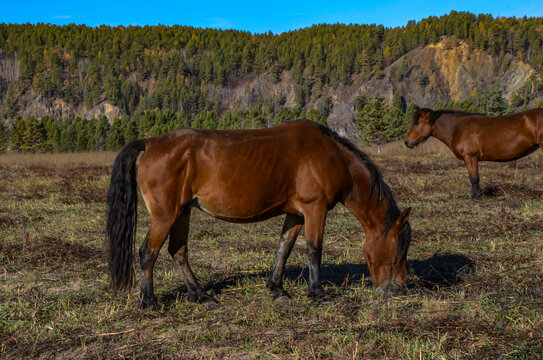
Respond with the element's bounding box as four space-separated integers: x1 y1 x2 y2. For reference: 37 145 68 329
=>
273 106 293 126
0 121 7 152
94 116 110 151
41 116 60 152
396 57 408 81
106 117 125 150
354 93 365 112
241 109 265 129
355 94 409 151
59 123 77 152
217 111 235 130
85 118 98 151
318 96 332 118
1 83 17 119
74 117 89 152
359 49 370 73
10 118 26 152
306 109 327 126
479 87 512 116
392 91 406 113
123 119 137 142
13 117 46 153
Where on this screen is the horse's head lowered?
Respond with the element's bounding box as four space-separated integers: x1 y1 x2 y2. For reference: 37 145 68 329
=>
363 207 411 294
404 106 434 149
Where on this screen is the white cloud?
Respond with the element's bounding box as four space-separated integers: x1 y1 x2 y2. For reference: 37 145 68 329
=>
53 15 73 19
209 18 233 29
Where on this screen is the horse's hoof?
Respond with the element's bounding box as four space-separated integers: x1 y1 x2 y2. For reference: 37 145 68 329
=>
201 295 218 308
203 301 218 309
273 292 291 304
308 287 326 299
187 291 216 305
309 295 332 306
275 296 290 304
140 298 160 310
272 288 290 300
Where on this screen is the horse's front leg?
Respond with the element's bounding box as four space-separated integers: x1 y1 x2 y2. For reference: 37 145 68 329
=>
266 214 303 300
302 203 328 299
464 156 482 199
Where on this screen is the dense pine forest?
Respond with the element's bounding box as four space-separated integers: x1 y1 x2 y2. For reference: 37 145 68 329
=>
1 11 543 152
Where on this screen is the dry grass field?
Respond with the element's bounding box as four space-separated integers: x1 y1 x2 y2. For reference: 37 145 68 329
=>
1 139 542 359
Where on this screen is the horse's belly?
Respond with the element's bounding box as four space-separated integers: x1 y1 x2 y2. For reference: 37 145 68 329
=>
193 195 286 223
480 141 538 161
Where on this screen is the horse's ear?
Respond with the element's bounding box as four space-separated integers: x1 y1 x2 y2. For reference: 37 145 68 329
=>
395 207 411 228
410 106 421 124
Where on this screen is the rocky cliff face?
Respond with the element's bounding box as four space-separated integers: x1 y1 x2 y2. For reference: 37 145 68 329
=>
322 39 535 134
205 38 536 136
0 37 537 136
15 91 124 123
394 40 534 103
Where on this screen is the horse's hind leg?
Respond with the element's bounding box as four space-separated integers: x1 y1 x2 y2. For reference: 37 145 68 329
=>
266 214 304 300
464 156 482 199
139 217 175 310
168 207 216 305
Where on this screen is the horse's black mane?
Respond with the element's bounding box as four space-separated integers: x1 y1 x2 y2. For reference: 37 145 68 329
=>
413 108 485 125
311 121 402 232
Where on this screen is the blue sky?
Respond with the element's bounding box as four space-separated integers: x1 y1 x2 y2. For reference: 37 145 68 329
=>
2 0 543 33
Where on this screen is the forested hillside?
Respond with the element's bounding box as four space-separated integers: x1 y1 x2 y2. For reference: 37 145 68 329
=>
1 11 543 152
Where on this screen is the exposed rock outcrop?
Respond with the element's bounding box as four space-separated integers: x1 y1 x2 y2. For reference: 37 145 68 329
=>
84 102 125 123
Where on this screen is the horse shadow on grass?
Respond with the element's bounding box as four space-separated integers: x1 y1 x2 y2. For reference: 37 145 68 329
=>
482 184 543 199
160 253 475 306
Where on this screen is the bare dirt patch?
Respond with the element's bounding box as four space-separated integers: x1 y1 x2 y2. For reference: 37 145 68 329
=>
1 235 104 271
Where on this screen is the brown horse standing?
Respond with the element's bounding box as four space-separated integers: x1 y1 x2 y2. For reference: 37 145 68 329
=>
405 107 543 198
107 120 411 309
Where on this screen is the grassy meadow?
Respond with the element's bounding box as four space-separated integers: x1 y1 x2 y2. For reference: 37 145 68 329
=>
0 139 542 359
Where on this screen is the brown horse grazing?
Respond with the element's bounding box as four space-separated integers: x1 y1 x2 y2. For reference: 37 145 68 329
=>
405 107 543 198
106 120 412 309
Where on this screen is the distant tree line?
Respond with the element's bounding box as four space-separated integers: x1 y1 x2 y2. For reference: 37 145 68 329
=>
2 106 328 153
1 11 543 119
434 86 516 115
0 87 525 153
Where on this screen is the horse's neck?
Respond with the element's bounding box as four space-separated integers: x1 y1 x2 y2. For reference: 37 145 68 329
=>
337 147 389 238
431 114 457 147
344 179 388 238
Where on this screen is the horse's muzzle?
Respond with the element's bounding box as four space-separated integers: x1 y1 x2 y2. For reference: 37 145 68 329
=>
375 281 405 296
404 140 415 149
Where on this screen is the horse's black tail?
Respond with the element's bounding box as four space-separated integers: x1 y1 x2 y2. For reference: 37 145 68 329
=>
106 139 146 290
